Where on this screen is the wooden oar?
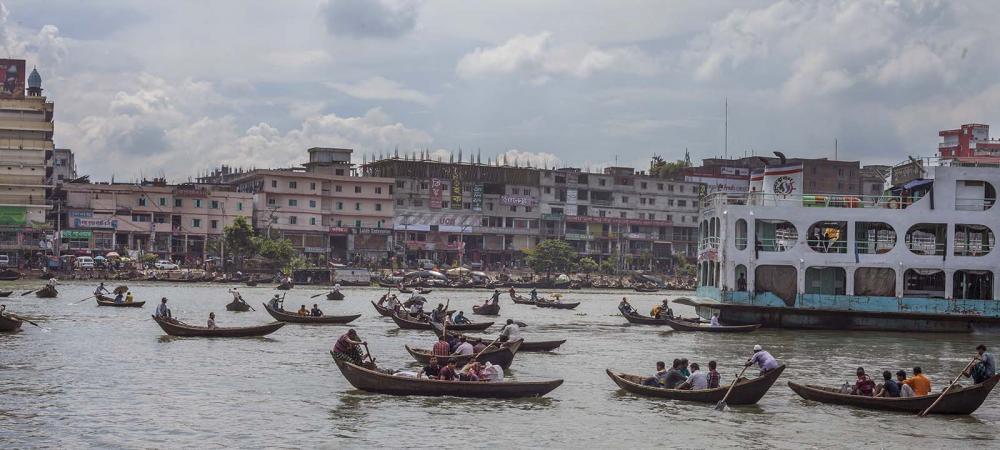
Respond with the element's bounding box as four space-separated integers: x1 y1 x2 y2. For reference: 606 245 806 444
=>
918 357 980 417
362 342 376 364
309 292 325 299
20 289 38 296
442 298 450 337
8 313 41 328
71 294 96 305
716 360 752 410
471 336 502 361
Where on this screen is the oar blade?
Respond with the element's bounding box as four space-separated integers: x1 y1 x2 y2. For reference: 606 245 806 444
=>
714 400 727 411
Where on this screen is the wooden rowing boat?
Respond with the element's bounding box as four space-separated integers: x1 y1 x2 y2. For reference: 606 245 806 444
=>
95 294 146 308
327 291 345 300
472 303 500 316
331 354 562 398
621 310 703 325
276 282 294 290
263 302 360 324
245 280 258 287
633 286 660 292
35 286 58 298
226 299 252 311
372 300 394 317
607 365 786 405
535 301 580 310
0 269 21 281
788 375 1000 415
0 290 12 297
390 311 494 331
429 322 565 352
405 339 522 369
151 315 285 337
399 287 432 294
509 293 536 305
662 318 760 333
0 313 22 332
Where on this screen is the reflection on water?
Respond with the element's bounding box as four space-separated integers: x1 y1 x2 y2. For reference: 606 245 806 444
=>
0 281 998 448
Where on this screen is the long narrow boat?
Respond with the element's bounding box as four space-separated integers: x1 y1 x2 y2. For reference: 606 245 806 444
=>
0 290 12 297
263 302 360 324
607 365 786 405
535 301 580 310
633 286 660 293
399 287 432 294
95 294 146 308
662 318 760 333
35 286 58 298
327 291 345 300
226 299 252 312
509 293 536 305
390 311 494 331
0 313 22 332
0 269 21 281
430 322 565 352
331 355 563 398
372 300 394 317
151 315 285 337
276 282 294 290
788 375 1000 415
472 303 500 316
621 310 703 326
245 279 258 287
405 340 522 369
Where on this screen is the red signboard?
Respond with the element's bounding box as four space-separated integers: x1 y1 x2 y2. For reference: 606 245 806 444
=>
429 178 443 209
328 227 350 235
0 59 25 98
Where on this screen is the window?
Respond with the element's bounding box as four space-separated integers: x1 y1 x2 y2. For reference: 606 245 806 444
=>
599 210 606 217
640 198 647 205
375 203 382 211
649 198 655 205
336 220 342 227
464 202 471 209
396 180 405 188
413 199 423 207
525 189 531 195
336 169 344 176
192 218 201 228
641 182 647 189
271 180 277 188
309 217 316 225
525 207 532 212
138 197 146 206
289 216 297 225
289 181 298 189
194 199 202 208
544 187 551 194
513 188 520 194
442 201 449 208
621 196 629 203
288 199 298 207
174 199 182 207
678 200 687 207
159 197 166 206
309 200 316 208
375 186 382 194
510 206 517 212
335 185 342 192
131 214 150 222
620 212 627 218
355 202 361 210
679 185 684 193
210 220 219 229
267 198 276 206
599 179 606 186
396 199 404 206
210 200 219 209
668 184 674 192
355 186 361 193
336 202 343 210
310 182 316 190
487 203 493 211
649 213 655 220
657 183 663 190
355 220 362 227
237 202 243 211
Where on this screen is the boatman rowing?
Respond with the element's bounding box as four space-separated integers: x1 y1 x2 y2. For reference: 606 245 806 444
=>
332 329 368 365
746 345 780 375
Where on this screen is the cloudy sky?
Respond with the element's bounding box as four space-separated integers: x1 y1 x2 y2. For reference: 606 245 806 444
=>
4 0 999 180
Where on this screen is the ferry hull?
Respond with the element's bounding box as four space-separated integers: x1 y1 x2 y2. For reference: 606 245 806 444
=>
694 303 1000 333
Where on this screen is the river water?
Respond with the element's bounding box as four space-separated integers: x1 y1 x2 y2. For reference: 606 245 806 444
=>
1 281 997 449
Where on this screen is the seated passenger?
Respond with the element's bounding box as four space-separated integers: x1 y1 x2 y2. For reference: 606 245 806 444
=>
850 367 876 396
896 370 915 397
677 363 708 390
642 361 669 387
874 370 900 398
900 366 931 396
310 304 323 317
297 305 308 316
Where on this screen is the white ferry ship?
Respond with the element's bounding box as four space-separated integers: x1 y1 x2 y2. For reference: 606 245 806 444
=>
687 155 999 333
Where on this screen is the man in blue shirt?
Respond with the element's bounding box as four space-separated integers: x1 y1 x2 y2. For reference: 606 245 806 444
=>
967 344 997 384
875 370 901 397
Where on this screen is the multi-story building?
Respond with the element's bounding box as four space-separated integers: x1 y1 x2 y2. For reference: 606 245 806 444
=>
539 166 700 270
0 62 55 265
363 156 540 268
696 156 866 196
48 148 77 184
220 148 395 263
937 123 1000 158
58 180 253 263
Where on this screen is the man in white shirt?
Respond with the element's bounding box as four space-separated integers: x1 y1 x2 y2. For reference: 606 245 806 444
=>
746 345 780 375
678 363 709 390
453 336 474 355
499 319 521 342
710 314 720 327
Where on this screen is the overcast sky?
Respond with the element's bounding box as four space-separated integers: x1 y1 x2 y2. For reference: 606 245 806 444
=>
4 0 999 180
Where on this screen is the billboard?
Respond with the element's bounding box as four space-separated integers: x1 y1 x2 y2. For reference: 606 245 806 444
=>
450 169 462 209
0 206 26 226
429 178 443 209
0 59 25 98
762 164 803 201
471 183 483 211
684 175 750 194
500 195 537 207
565 188 577 216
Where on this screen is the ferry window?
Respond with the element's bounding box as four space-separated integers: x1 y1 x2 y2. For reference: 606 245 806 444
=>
954 224 994 257
905 223 947 256
903 269 945 298
805 267 846 295
855 222 896 254
755 219 798 252
807 221 847 254
855 267 896 296
953 270 993 300
735 219 748 250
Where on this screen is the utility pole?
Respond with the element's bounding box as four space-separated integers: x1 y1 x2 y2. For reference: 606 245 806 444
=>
724 97 729 159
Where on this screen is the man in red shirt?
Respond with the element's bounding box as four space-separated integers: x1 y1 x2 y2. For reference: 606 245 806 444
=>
438 360 459 381
432 335 451 357
332 329 367 365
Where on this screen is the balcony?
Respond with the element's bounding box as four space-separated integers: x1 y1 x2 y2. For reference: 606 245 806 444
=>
591 199 612 206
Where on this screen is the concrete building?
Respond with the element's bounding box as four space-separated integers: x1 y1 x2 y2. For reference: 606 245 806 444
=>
539 166 701 270
698 156 865 196
219 148 395 264
49 148 77 184
938 123 1000 158
58 180 253 263
0 62 55 266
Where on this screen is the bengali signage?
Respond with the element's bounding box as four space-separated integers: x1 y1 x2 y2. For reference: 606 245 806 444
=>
430 178 443 209
471 183 483 211
329 227 350 235
450 170 462 209
684 175 749 194
891 160 923 187
68 210 94 218
0 206 27 226
500 195 538 207
71 216 118 229
304 246 326 254
0 59 25 98
565 188 578 216
62 230 93 239
349 227 392 235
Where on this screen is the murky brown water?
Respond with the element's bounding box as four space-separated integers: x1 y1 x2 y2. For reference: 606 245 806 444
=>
1 281 997 449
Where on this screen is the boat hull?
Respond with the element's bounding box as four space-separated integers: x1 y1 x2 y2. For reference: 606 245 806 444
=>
327 291 345 300
472 303 500 316
608 365 785 405
152 315 284 337
96 295 146 307
390 312 493 331
405 340 521 369
788 375 1000 415
332 355 562 398
263 303 360 324
0 314 22 332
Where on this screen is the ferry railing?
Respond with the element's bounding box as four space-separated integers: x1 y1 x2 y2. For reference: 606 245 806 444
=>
854 239 895 254
807 239 847 254
698 237 720 253
905 240 946 256
954 242 993 256
702 192 917 210
754 237 797 252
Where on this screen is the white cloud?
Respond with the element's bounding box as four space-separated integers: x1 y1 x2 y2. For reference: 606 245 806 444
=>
456 31 662 81
327 76 434 106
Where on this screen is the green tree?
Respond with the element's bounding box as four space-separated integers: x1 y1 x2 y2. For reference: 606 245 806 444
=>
577 257 598 274
524 239 577 277
673 254 696 277
649 155 690 180
254 236 296 269
598 258 618 275
224 217 258 269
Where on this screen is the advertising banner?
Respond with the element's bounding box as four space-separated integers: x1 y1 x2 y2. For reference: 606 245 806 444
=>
499 195 538 207
450 170 462 209
762 164 803 203
430 178 443 209
62 230 93 239
565 188 577 216
0 206 27 226
71 216 118 229
0 59 25 98
471 183 483 211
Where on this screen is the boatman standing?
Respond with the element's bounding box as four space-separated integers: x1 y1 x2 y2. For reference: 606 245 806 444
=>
746 344 780 376
965 344 997 384
155 298 171 319
94 282 110 296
